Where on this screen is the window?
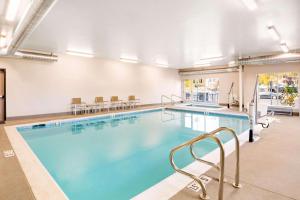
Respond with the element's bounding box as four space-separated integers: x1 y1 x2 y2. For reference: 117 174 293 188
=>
183 78 219 104
258 72 299 114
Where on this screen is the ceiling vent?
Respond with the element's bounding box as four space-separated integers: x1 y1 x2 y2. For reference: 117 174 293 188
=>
237 52 300 65
179 66 239 76
15 49 58 61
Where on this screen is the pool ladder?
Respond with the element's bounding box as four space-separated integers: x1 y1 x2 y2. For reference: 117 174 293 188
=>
169 127 242 200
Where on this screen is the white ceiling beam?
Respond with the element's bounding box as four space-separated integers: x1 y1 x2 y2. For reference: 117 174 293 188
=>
7 0 58 55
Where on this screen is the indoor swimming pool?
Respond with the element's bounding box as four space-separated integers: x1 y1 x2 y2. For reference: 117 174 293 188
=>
16 109 249 200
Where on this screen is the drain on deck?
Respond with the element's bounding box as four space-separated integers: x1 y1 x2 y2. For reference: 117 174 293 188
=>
186 175 212 192
3 150 15 158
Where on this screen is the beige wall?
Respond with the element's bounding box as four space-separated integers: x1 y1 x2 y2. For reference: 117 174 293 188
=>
243 63 300 106
0 54 181 117
1 54 298 118
181 72 240 104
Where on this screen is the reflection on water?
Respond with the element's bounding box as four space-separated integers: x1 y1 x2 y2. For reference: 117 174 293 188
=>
182 112 246 135
71 124 85 134
190 114 219 132
71 116 138 134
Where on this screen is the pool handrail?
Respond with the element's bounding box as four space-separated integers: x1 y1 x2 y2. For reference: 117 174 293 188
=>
171 94 184 104
161 95 172 106
169 127 241 200
227 82 234 108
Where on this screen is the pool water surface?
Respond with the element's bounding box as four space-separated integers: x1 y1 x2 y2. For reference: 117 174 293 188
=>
18 109 249 200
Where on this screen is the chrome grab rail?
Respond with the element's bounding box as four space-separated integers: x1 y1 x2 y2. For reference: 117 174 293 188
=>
169 127 241 200
252 75 259 124
251 75 259 104
161 95 172 106
227 82 234 108
171 94 184 104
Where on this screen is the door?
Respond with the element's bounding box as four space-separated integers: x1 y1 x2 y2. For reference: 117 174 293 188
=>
0 69 6 123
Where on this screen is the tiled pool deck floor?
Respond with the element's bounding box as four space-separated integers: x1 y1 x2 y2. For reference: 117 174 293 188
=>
1 106 300 200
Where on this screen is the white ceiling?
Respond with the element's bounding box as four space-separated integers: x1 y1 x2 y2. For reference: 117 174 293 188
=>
19 0 300 68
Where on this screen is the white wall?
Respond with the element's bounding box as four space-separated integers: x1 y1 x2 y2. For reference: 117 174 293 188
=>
0 54 181 117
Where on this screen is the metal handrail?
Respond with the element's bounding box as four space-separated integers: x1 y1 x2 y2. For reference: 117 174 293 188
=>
169 127 241 200
161 95 172 106
171 94 184 104
170 134 222 200
251 75 259 103
227 82 234 108
190 127 241 188
251 75 259 124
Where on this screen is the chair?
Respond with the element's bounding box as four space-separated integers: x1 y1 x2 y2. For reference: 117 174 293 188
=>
93 97 108 112
127 95 140 109
110 96 122 110
71 98 85 115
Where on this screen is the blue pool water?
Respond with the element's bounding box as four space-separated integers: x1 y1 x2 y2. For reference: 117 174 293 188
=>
18 109 249 200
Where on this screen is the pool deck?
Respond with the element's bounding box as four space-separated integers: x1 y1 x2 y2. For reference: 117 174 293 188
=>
1 106 300 200
171 115 300 200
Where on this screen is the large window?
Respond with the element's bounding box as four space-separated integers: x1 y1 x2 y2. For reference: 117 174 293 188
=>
183 78 219 104
258 72 299 114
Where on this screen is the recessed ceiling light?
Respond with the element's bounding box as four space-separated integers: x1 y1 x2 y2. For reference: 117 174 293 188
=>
267 26 280 41
66 50 94 58
120 57 139 63
241 0 257 10
280 43 289 53
6 0 21 21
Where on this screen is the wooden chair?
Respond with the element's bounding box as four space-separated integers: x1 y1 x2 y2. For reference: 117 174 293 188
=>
110 96 122 110
127 95 140 109
93 96 108 112
71 98 85 115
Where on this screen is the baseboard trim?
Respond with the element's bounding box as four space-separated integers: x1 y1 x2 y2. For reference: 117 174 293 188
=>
6 112 71 121
6 103 162 121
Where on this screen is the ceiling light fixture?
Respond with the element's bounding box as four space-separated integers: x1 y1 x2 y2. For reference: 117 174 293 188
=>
267 26 280 41
280 43 289 53
241 0 257 10
156 63 169 68
66 50 94 58
0 36 6 48
120 57 139 64
193 63 211 68
5 0 21 21
197 56 225 63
